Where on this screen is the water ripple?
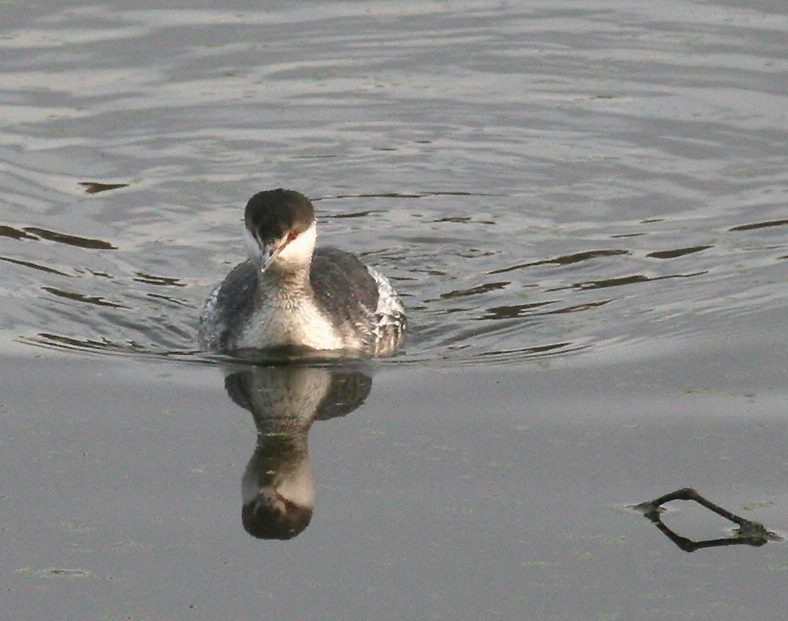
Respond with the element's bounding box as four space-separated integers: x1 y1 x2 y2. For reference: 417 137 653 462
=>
1 2 787 367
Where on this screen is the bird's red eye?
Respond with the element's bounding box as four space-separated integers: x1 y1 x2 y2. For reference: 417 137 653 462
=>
287 231 298 242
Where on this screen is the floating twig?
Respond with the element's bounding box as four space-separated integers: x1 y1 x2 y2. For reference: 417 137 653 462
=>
634 487 781 553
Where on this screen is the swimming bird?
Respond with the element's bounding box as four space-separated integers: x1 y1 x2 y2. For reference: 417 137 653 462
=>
198 189 406 356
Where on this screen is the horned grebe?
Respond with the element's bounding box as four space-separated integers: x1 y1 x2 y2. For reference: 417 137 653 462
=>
198 189 406 356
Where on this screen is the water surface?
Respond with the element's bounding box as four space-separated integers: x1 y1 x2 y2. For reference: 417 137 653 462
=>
2 2 788 619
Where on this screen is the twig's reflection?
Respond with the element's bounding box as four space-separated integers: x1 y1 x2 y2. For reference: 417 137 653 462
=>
634 487 782 552
224 362 372 540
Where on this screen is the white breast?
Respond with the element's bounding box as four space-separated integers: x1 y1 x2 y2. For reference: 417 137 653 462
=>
233 292 360 351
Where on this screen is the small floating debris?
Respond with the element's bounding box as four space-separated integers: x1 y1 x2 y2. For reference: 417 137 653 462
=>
79 181 129 194
16 567 93 578
633 487 782 552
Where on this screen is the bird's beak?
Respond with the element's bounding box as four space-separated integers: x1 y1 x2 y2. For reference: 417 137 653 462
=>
260 240 286 271
260 230 297 271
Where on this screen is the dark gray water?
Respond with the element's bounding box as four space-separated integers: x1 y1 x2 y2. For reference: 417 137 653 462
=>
2 2 788 619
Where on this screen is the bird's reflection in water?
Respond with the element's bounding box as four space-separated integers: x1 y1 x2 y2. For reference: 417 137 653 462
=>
223 361 372 539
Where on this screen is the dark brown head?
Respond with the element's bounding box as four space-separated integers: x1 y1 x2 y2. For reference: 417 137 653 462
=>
243 189 317 271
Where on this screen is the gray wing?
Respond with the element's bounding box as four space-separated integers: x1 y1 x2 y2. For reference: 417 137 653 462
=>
198 260 260 351
310 247 379 344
